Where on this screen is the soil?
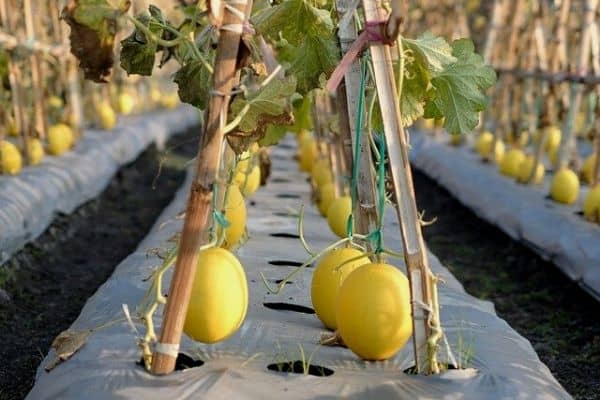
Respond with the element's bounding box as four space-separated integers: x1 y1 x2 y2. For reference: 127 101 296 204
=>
413 169 600 400
0 127 199 400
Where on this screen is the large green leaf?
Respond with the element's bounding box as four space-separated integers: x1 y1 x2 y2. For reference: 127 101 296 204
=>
230 75 297 133
398 56 430 126
173 58 212 109
403 32 456 73
424 39 496 134
252 0 339 94
120 10 163 76
252 0 334 46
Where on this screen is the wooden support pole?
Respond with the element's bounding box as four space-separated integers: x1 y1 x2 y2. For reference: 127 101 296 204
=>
557 0 598 170
53 0 83 132
151 0 249 375
24 0 47 139
361 0 437 374
0 0 31 165
336 0 378 243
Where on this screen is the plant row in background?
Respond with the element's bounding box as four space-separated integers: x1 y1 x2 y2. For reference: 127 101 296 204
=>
0 0 182 177
415 0 600 224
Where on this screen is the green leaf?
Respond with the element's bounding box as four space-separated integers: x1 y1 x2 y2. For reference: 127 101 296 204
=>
424 39 496 134
62 0 131 82
253 0 339 94
259 124 288 146
403 32 456 73
252 0 334 47
173 59 212 109
399 55 430 126
230 75 297 133
120 13 162 76
285 36 339 94
290 93 313 133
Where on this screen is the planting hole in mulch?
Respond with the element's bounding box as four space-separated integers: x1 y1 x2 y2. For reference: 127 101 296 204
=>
274 279 294 285
269 232 301 239
136 353 204 371
273 211 298 218
270 177 292 183
276 193 302 199
268 260 304 267
263 303 315 314
267 361 334 377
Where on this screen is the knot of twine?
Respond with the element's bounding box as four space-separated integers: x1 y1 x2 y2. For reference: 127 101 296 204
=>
325 19 387 94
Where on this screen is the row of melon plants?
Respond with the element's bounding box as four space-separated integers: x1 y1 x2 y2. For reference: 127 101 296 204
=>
415 0 600 225
49 0 494 377
0 0 182 177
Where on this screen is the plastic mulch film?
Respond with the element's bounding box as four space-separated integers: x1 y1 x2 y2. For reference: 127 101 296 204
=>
0 106 199 265
408 130 600 302
27 136 570 400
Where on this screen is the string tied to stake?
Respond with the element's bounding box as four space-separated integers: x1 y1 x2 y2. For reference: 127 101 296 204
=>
325 19 388 94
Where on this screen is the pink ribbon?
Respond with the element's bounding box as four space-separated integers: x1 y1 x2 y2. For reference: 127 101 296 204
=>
325 20 387 94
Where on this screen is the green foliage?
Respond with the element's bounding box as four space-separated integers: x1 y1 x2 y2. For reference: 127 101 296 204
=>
252 0 339 94
120 7 165 76
290 93 313 133
230 75 297 133
423 39 496 134
259 124 288 146
173 58 212 110
398 34 495 133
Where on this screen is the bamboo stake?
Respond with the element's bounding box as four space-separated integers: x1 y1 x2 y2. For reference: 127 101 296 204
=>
24 0 47 139
361 0 438 374
53 0 83 132
494 0 525 149
483 0 506 65
1 0 31 165
557 0 598 170
325 96 345 198
336 0 378 243
151 0 250 375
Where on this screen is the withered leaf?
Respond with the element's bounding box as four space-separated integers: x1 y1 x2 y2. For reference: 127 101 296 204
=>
45 329 92 372
61 0 131 82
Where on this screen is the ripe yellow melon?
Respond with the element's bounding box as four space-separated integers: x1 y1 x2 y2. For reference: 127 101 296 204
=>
7 116 18 137
27 138 45 166
448 134 463 146
327 196 352 238
499 148 525 178
48 95 64 109
581 154 597 184
475 131 504 163
184 247 248 343
299 138 317 172
311 158 332 187
583 186 600 223
318 182 336 217
161 93 179 109
337 263 412 360
235 165 260 196
517 155 544 184
550 168 580 205
0 140 22 175
311 248 370 329
47 123 74 156
508 130 529 147
117 92 136 115
218 184 247 249
97 101 117 130
544 126 562 153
